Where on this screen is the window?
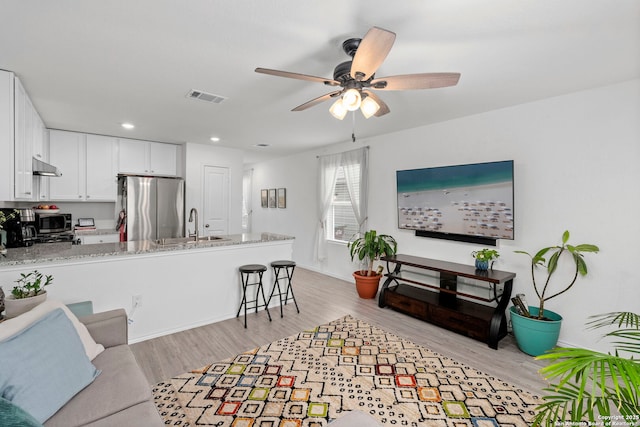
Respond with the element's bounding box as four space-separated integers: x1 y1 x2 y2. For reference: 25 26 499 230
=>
317 147 368 262
328 166 360 242
241 169 252 232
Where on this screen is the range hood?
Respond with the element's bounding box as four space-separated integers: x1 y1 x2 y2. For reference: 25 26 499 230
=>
32 157 62 177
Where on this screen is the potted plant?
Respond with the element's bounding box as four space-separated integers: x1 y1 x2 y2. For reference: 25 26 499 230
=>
511 230 599 355
532 311 640 426
4 270 54 318
471 248 499 270
348 230 397 299
0 209 18 255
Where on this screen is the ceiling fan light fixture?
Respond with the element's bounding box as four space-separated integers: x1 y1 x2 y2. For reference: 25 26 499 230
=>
329 98 348 120
342 88 361 111
360 96 380 119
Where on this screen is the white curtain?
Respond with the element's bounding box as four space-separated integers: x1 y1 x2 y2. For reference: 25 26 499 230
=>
316 154 340 262
316 147 369 262
342 147 369 233
242 169 253 232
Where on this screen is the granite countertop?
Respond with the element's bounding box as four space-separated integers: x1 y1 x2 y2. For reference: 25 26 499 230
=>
0 232 294 267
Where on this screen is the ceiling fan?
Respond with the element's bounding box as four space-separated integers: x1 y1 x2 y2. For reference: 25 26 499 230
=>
255 26 460 120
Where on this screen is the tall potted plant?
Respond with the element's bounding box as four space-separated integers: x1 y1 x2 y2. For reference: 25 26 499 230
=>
511 230 599 355
533 311 640 426
348 230 397 299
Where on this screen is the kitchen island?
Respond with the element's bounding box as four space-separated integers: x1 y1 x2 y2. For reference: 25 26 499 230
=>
0 233 294 342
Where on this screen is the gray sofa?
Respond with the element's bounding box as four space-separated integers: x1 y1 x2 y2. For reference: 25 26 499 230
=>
329 411 383 426
44 309 163 427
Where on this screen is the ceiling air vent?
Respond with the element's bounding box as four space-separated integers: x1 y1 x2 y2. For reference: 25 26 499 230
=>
186 89 227 104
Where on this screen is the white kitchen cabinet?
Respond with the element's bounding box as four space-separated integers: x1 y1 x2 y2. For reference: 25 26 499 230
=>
13 77 35 200
0 70 14 201
148 142 178 176
32 108 46 162
0 72 48 201
49 130 117 201
85 134 117 200
78 233 119 244
118 138 178 176
49 130 83 200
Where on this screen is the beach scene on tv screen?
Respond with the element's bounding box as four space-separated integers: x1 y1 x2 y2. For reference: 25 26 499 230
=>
397 161 514 239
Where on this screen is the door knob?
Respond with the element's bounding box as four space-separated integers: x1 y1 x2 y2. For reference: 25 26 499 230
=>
205 224 210 228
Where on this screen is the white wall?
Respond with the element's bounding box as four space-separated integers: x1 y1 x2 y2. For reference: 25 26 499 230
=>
184 143 244 235
251 79 640 352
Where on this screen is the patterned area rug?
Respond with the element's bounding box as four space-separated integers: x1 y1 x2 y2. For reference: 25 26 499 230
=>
153 315 542 426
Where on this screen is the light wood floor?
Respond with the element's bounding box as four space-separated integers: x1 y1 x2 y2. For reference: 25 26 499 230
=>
130 267 549 395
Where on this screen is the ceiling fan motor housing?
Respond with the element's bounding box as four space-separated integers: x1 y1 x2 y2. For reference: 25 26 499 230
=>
333 61 353 82
342 38 361 57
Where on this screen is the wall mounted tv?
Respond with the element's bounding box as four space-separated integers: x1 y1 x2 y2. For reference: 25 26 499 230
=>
396 160 514 245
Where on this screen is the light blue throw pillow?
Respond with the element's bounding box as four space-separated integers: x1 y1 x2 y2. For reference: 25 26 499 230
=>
0 308 101 423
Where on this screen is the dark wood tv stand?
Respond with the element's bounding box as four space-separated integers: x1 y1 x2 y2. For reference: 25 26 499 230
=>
379 254 515 349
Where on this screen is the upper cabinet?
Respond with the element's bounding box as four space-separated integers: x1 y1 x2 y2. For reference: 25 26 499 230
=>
49 130 117 201
0 72 47 201
14 77 45 200
118 138 178 176
86 134 118 200
0 70 15 201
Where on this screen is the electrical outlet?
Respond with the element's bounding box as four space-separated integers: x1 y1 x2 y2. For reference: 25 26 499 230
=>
132 294 143 307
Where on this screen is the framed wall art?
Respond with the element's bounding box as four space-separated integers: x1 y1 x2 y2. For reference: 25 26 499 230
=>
268 188 277 208
261 189 268 208
277 188 286 208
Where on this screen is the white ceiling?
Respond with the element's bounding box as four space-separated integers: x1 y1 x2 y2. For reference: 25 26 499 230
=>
1 1 639 163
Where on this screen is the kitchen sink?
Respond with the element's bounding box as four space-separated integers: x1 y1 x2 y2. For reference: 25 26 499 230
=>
153 236 227 246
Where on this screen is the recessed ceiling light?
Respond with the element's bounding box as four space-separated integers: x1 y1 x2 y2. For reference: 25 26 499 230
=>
121 123 135 130
210 137 220 142
255 143 270 147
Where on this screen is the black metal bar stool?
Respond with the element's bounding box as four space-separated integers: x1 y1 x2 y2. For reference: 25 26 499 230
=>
236 264 272 328
267 260 300 318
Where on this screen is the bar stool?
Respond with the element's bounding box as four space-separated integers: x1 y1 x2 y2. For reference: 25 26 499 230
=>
236 264 272 328
267 260 300 318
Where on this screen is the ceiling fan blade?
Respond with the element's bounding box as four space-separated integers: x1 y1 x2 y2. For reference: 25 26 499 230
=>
292 90 342 112
363 90 390 117
370 73 461 91
255 68 339 86
350 27 396 81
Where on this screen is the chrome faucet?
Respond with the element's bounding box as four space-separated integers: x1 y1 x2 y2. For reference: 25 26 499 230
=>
188 208 199 241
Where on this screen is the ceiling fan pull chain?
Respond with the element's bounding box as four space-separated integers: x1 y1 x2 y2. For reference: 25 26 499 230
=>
352 111 357 142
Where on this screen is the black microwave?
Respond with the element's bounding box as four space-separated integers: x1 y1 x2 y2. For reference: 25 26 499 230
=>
35 213 72 234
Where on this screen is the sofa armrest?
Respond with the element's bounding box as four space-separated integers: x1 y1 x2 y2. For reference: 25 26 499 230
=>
79 308 128 348
329 411 382 426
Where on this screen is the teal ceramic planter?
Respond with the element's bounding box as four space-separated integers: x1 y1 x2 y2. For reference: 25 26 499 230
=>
510 306 563 356
475 259 489 271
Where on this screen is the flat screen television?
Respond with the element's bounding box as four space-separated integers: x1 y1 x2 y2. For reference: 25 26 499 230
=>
396 160 514 245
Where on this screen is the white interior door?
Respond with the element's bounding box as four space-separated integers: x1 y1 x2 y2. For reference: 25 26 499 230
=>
203 165 229 236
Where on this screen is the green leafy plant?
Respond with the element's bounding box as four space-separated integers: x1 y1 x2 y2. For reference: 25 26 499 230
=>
11 270 54 299
348 230 397 276
0 209 19 230
472 248 500 262
533 311 640 426
515 230 599 319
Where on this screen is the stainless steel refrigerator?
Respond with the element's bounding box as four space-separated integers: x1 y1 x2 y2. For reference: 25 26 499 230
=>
117 175 185 241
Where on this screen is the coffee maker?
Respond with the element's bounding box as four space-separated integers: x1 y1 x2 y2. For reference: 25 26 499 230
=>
0 208 37 247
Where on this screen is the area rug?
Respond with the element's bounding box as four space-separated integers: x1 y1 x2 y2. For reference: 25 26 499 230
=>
153 315 542 426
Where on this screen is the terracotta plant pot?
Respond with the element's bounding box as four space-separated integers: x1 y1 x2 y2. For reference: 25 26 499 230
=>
353 271 382 299
4 292 47 318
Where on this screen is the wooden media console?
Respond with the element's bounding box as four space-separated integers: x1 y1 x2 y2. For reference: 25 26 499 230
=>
378 254 515 349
